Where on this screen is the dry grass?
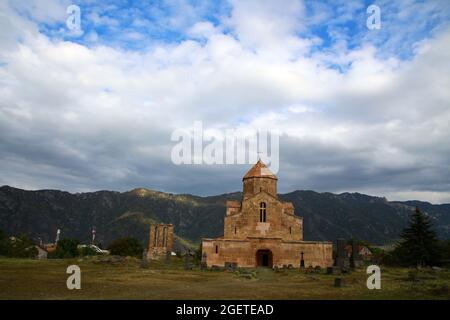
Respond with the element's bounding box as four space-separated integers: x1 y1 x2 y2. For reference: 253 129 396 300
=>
0 258 449 300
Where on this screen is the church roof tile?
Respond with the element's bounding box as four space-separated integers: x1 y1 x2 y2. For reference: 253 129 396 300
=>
243 159 277 180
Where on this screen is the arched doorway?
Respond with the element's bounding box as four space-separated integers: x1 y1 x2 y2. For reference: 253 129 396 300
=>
256 249 273 267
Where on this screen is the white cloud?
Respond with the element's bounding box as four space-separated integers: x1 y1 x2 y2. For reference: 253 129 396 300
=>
9 0 70 24
86 10 119 27
188 21 220 39
0 1 450 203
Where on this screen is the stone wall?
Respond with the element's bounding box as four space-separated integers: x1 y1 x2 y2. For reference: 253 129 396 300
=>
202 238 333 268
202 160 332 269
243 176 277 199
224 192 303 241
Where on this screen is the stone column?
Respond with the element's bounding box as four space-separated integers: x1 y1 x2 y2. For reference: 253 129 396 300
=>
167 224 174 252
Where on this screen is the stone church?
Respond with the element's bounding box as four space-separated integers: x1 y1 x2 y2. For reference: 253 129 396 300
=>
202 160 333 268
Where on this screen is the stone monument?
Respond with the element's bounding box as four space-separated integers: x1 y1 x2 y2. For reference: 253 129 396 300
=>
300 251 305 269
200 252 208 270
141 249 149 269
350 239 364 269
335 238 350 269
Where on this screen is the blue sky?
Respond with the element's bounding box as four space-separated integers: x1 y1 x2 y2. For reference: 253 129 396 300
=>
21 0 449 59
1 0 450 203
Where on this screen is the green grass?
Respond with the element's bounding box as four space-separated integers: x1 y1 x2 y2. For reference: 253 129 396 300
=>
0 257 449 300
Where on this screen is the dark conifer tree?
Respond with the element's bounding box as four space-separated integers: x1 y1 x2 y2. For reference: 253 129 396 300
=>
393 206 441 267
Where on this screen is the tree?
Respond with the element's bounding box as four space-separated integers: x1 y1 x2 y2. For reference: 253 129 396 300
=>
0 229 9 256
193 243 202 266
1 232 56 259
439 240 450 261
0 234 38 258
49 239 80 259
390 206 441 267
108 237 143 258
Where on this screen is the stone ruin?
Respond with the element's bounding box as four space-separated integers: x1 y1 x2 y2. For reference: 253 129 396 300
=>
147 223 174 260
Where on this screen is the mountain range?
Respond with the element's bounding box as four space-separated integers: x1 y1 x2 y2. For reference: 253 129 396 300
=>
1 185 449 249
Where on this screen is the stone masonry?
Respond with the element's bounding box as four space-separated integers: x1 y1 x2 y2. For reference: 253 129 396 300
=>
147 223 174 260
202 160 333 268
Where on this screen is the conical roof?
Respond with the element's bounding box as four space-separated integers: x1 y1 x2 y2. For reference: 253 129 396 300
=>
243 159 277 180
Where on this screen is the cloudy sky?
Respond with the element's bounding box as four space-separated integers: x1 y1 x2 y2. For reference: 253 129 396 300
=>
0 0 449 203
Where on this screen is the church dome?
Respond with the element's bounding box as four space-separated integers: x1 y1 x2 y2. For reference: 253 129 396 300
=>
243 159 277 180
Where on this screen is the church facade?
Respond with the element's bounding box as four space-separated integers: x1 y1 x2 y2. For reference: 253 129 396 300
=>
201 160 333 268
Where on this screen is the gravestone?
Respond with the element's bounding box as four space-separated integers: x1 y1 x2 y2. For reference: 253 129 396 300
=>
327 266 342 275
239 272 253 279
224 262 238 272
211 265 221 271
140 249 149 269
200 252 208 270
238 270 255 279
334 277 345 287
165 251 171 266
335 238 349 269
184 251 193 270
350 239 363 269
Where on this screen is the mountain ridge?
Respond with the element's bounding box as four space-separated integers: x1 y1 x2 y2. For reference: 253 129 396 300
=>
1 185 449 247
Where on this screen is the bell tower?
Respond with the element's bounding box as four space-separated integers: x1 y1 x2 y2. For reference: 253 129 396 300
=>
242 160 278 199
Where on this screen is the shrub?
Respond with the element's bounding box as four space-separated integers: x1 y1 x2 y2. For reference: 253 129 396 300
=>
193 243 202 265
79 246 98 257
49 239 80 259
1 234 38 258
0 230 8 256
108 237 143 258
440 240 450 260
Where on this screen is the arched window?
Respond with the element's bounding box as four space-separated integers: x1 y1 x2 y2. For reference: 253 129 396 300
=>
289 226 292 234
215 245 218 254
154 226 159 246
163 226 168 247
259 202 266 222
234 226 237 234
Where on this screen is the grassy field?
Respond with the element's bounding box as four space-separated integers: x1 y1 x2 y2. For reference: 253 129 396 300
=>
0 257 449 300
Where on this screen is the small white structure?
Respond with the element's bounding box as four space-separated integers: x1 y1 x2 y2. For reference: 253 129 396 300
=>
77 244 109 255
33 246 48 259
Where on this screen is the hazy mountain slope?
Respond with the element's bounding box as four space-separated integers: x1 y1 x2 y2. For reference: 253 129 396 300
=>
1 186 449 247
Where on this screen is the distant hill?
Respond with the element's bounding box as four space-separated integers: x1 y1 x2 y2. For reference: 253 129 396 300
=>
1 185 449 248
